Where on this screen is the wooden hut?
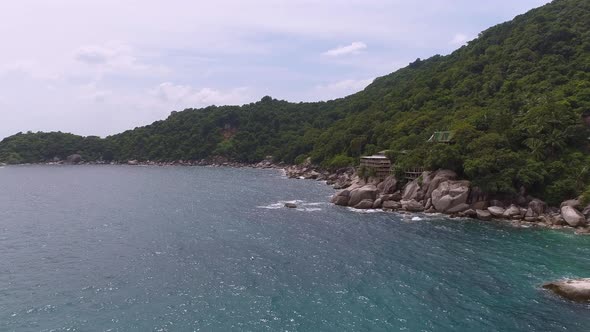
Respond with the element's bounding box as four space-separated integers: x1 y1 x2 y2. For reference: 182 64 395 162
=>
359 153 392 180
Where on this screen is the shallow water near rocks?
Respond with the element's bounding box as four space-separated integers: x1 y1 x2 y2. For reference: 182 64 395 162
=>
0 165 589 331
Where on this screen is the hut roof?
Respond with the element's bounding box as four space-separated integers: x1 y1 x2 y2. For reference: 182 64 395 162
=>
428 131 455 143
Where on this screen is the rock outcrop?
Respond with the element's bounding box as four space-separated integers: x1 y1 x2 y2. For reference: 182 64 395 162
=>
430 180 470 213
476 209 492 220
347 185 378 207
488 206 505 217
66 154 82 164
377 175 397 195
543 279 590 302
561 206 587 227
354 199 375 210
402 180 421 201
326 167 589 234
401 199 424 212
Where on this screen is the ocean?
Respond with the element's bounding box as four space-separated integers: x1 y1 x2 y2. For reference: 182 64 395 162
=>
0 165 588 331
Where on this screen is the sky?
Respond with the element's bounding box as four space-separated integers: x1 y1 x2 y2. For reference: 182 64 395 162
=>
0 0 551 139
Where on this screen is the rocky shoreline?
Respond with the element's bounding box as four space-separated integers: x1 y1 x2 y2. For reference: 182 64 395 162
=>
7 155 590 235
329 168 590 235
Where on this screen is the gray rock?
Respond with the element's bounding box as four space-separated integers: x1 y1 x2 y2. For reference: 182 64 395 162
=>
471 201 488 210
446 203 470 214
348 185 378 207
372 198 383 209
503 205 522 218
382 201 401 210
402 180 421 201
424 198 432 210
561 206 587 227
423 170 457 199
67 154 82 164
431 180 470 213
354 199 375 210
463 209 477 218
127 160 139 165
377 175 398 195
551 213 567 226
333 196 350 206
528 199 546 217
401 199 424 212
390 191 403 202
476 209 492 220
543 279 590 302
284 203 297 209
561 199 581 209
488 206 505 217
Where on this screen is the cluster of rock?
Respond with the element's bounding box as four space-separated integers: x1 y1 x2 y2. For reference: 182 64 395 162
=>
279 157 356 189
330 169 590 234
543 278 590 302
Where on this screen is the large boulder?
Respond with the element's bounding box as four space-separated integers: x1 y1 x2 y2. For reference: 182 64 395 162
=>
503 205 522 218
354 199 375 210
471 201 489 210
543 279 590 302
66 154 82 164
372 198 383 209
401 199 425 212
561 199 581 209
528 199 546 217
447 203 470 214
382 201 401 210
462 209 477 218
402 180 421 201
390 191 403 202
476 209 492 220
348 185 378 207
561 206 587 227
330 190 350 206
488 206 506 217
423 170 457 199
377 175 398 195
430 180 470 213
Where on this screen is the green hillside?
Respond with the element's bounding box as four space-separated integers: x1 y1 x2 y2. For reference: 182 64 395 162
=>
1 0 590 204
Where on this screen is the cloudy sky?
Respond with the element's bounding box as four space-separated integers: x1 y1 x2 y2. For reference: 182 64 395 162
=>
0 0 550 139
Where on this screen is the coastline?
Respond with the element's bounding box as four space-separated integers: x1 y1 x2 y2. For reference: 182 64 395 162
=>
6 157 590 236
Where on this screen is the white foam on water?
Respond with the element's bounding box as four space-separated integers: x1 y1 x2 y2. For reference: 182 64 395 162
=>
346 207 384 214
257 200 316 210
412 217 423 221
297 207 323 212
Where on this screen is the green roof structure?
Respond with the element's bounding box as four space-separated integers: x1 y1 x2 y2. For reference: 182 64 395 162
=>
427 131 455 143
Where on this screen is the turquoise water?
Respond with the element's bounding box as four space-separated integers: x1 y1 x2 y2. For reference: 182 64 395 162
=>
0 165 588 331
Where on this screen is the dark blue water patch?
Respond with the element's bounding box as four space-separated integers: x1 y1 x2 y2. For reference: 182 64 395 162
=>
0 165 588 331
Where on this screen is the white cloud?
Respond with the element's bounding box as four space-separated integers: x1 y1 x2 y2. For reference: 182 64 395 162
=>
152 82 253 107
323 42 367 57
314 78 373 100
0 60 61 80
76 83 113 103
450 33 469 45
73 42 169 78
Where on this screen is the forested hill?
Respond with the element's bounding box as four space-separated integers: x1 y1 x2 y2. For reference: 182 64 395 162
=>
1 0 590 204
